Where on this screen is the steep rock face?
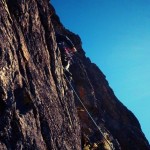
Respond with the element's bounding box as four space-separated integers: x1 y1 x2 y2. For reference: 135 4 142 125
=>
0 0 80 149
0 0 149 150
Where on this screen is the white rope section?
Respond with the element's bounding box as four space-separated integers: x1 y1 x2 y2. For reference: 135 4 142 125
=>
63 70 114 150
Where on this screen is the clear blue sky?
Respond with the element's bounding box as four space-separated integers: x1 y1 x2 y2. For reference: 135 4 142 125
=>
51 0 150 142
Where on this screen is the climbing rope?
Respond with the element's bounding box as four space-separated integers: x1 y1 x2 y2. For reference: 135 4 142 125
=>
55 43 115 149
63 68 115 150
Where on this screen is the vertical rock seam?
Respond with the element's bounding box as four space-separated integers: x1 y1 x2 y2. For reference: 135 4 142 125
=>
0 0 149 150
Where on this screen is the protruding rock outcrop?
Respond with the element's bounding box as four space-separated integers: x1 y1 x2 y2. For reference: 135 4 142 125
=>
0 0 149 149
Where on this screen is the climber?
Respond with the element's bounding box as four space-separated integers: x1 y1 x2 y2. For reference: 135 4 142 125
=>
56 33 77 71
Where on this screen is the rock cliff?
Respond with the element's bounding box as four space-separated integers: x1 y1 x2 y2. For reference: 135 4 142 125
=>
0 0 149 149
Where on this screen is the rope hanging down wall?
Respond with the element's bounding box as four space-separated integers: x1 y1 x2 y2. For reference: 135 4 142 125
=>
63 69 115 150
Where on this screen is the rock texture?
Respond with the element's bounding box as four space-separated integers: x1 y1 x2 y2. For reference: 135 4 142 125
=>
0 0 149 149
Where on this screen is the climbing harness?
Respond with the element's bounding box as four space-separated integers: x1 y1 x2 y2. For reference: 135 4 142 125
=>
63 67 115 150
